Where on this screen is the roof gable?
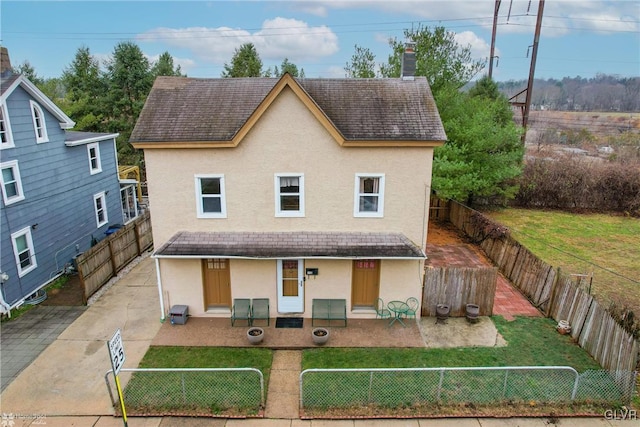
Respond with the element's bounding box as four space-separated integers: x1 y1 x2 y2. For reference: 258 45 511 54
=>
131 73 446 149
1 75 75 129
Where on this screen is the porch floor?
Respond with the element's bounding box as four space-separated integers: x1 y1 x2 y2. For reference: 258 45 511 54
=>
151 316 506 349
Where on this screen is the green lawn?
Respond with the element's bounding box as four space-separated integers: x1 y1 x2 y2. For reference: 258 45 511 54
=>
122 347 273 416
302 317 600 371
485 208 640 316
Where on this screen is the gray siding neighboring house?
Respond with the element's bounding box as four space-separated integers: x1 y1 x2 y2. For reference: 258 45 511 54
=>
0 62 126 313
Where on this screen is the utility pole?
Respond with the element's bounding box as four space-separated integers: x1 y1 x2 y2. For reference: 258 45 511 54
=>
522 0 545 140
488 0 501 79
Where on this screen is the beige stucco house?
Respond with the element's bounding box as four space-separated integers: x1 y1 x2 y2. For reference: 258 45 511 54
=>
131 64 446 322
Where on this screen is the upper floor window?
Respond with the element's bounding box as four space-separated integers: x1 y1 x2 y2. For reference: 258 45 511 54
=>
275 173 304 217
354 173 385 217
12 227 37 277
1 160 25 205
30 101 49 143
195 174 227 218
94 191 108 227
0 103 14 148
87 143 102 174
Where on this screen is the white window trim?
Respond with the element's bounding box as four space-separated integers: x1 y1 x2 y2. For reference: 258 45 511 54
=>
94 191 109 228
354 173 385 218
30 100 49 143
0 102 14 149
87 142 102 174
0 160 25 205
11 227 37 277
274 173 305 217
195 174 227 218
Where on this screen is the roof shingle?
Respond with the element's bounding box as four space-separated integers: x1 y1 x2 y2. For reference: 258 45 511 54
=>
130 75 446 144
155 231 425 259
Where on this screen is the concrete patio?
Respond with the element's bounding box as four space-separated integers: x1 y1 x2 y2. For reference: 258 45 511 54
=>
151 315 506 349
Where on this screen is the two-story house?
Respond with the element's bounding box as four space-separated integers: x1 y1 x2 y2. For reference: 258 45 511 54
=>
131 53 446 321
0 48 129 314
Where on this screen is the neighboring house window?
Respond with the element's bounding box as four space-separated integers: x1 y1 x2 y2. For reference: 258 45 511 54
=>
195 174 227 218
87 143 102 174
11 227 37 277
275 173 304 217
94 192 108 227
30 101 49 143
0 103 14 148
0 160 25 205
354 173 385 217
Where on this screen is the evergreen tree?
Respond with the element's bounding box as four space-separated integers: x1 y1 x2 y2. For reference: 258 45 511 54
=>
221 43 263 77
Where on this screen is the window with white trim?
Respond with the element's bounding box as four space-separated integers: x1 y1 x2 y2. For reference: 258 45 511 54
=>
0 103 14 148
30 100 48 143
1 160 25 205
11 227 37 277
87 143 102 174
94 192 108 227
354 174 385 217
195 175 227 218
275 173 304 217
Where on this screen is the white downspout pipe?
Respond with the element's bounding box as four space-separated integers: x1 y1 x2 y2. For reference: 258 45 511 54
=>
154 257 166 321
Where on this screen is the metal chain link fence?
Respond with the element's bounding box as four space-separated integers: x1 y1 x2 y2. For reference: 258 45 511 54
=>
105 368 264 417
300 367 637 410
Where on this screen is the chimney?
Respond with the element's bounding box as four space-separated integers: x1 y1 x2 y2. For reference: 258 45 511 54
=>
401 41 416 81
1 47 12 78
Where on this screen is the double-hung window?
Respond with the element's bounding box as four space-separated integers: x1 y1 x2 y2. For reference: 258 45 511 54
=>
1 160 25 205
0 103 14 148
87 143 102 174
11 227 37 277
94 191 108 227
275 173 304 217
195 174 227 218
354 173 385 217
30 101 48 143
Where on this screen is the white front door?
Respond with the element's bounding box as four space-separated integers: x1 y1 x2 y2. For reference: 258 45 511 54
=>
277 259 304 313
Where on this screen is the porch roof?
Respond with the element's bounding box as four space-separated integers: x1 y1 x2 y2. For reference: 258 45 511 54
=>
154 231 425 259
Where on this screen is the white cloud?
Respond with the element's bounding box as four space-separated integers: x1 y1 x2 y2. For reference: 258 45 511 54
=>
454 31 495 62
138 17 339 65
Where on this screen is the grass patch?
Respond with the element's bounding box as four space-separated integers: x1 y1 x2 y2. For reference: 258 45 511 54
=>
302 317 600 371
122 346 273 416
485 208 640 316
300 317 629 416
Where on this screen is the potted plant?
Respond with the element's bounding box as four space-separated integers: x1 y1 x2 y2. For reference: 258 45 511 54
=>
247 327 264 344
312 327 329 345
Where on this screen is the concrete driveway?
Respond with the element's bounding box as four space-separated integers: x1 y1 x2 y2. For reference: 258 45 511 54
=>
0 255 162 416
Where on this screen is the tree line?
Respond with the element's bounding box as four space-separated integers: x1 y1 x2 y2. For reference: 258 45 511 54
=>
15 30 525 206
499 75 640 112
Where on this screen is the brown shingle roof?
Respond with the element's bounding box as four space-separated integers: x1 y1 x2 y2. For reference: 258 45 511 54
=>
155 231 425 259
130 74 446 144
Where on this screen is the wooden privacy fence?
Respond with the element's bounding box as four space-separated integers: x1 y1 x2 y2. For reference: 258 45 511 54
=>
75 211 153 302
439 198 639 373
422 267 497 317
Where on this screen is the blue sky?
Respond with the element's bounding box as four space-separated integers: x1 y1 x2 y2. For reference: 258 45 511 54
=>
1 1 638 82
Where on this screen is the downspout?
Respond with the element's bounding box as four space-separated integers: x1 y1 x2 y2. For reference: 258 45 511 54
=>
0 289 11 318
154 257 166 322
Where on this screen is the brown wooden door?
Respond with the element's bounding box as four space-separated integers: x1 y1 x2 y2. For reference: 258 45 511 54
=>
202 258 231 309
351 259 380 308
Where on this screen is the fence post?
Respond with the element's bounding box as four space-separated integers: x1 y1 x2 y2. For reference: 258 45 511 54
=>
107 239 117 278
503 370 509 398
437 368 445 402
546 267 562 318
134 220 142 256
368 371 374 403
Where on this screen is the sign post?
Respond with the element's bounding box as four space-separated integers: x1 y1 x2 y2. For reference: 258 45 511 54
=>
108 329 128 427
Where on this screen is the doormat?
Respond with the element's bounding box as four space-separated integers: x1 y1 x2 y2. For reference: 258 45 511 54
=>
275 317 303 328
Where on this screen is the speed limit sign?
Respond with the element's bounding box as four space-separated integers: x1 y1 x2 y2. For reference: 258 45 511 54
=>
108 329 126 375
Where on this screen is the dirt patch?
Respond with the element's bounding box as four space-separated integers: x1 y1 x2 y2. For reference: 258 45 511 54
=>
427 220 469 245
41 274 85 306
